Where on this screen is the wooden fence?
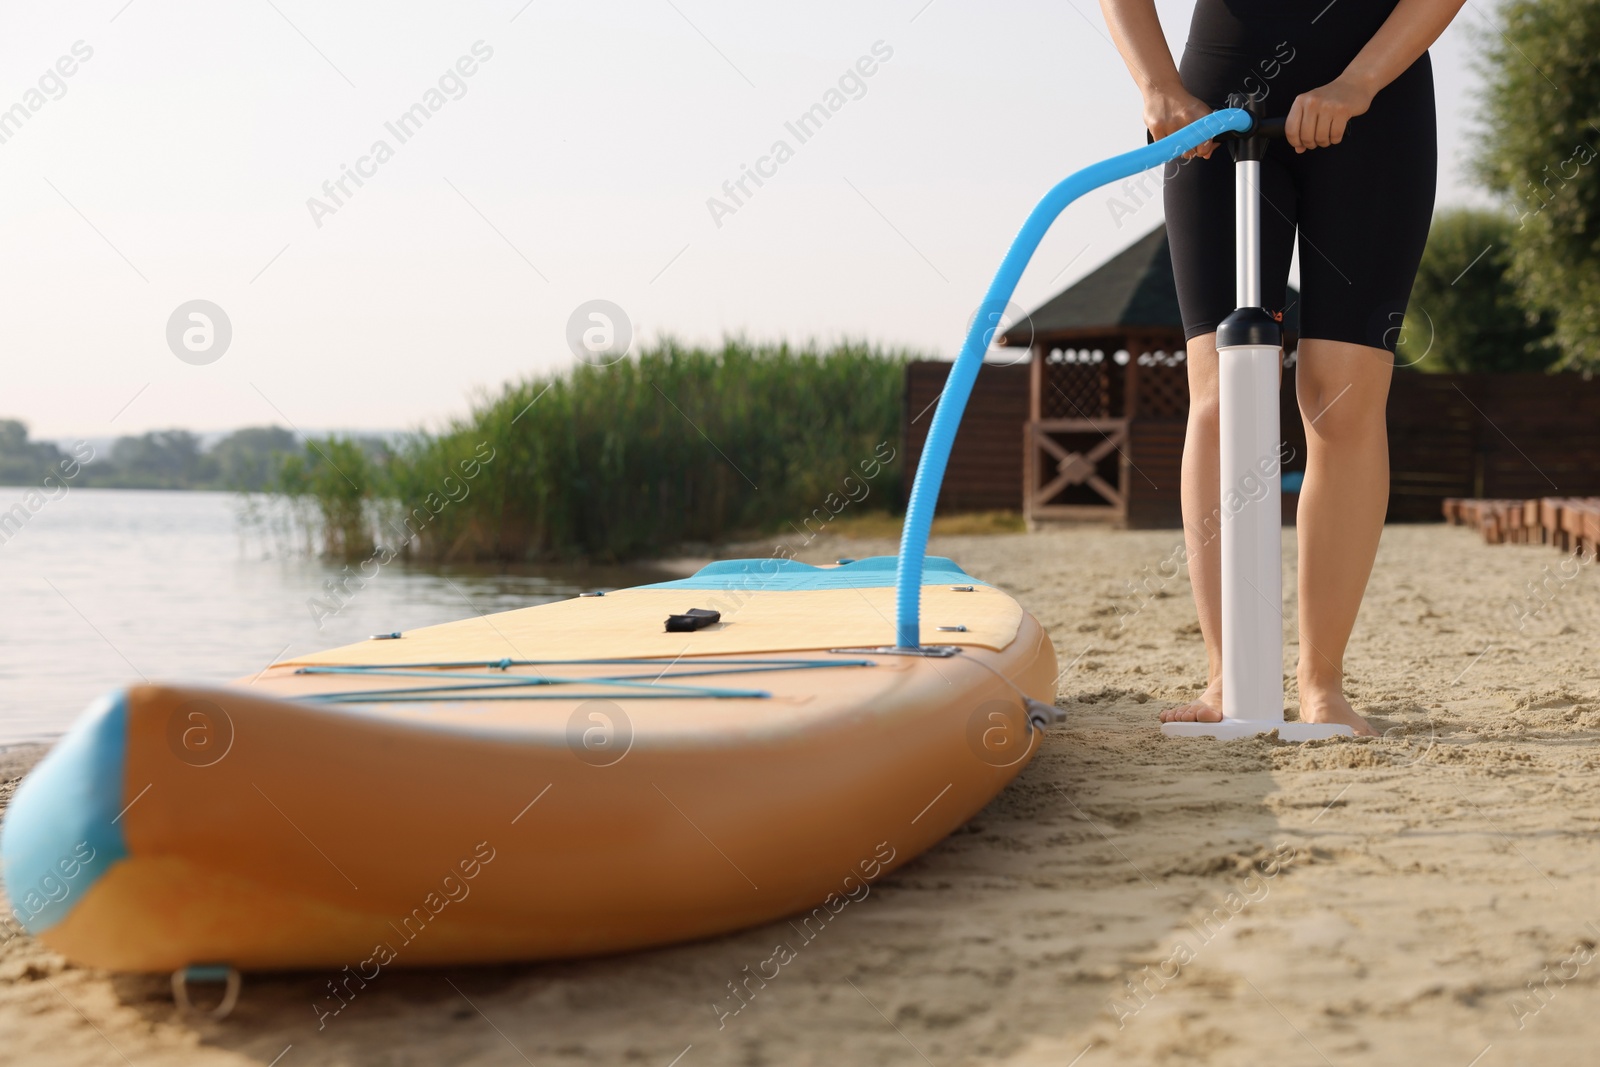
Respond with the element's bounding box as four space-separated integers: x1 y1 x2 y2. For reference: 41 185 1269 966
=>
902 362 1600 525
901 362 1030 512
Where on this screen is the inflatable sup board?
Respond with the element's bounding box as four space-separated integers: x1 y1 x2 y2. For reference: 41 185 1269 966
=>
3 557 1056 971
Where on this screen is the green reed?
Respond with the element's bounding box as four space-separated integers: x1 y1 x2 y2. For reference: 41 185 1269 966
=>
277 339 910 562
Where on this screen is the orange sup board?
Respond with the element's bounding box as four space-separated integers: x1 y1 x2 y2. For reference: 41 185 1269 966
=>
2 556 1056 972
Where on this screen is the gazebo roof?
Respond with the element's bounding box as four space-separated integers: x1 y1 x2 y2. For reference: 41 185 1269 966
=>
999 223 1299 345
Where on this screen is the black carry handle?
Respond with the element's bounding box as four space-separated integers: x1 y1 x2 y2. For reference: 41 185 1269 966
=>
665 607 722 633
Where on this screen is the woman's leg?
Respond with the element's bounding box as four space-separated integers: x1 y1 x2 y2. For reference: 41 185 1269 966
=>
1160 331 1225 723
1292 339 1391 736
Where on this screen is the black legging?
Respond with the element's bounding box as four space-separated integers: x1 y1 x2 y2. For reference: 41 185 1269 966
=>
1163 0 1437 353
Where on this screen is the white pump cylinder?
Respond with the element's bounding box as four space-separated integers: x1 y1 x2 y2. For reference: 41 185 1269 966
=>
1218 340 1285 724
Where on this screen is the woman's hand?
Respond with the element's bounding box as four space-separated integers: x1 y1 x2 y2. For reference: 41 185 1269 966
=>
1284 75 1376 152
1143 89 1218 159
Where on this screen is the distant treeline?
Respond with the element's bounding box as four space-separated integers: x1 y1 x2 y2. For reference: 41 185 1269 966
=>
276 340 910 562
0 421 305 492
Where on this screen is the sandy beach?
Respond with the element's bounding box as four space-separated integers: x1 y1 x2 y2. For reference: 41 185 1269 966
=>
4 521 1599 1066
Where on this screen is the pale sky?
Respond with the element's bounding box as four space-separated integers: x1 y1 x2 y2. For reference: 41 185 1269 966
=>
1 0 1493 439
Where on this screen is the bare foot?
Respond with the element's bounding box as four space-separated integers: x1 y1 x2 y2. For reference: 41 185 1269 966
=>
1160 678 1223 723
1296 677 1377 736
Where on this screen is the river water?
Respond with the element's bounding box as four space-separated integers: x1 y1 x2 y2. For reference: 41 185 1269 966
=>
0 489 673 745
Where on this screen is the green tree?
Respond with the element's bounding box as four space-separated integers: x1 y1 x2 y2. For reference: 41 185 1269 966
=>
210 426 297 491
1473 0 1600 370
102 430 217 489
0 420 69 485
1401 208 1557 372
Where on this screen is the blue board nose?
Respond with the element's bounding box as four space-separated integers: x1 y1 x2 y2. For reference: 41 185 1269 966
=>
1 690 130 935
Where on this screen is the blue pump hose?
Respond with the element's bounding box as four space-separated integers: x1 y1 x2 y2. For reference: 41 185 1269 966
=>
892 107 1255 648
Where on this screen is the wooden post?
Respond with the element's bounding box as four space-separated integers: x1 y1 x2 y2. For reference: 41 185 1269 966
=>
1029 343 1042 422
1124 331 1144 418
1025 343 1043 527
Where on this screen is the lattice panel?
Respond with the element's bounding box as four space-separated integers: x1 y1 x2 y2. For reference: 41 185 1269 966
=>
1043 348 1122 419
1132 350 1189 418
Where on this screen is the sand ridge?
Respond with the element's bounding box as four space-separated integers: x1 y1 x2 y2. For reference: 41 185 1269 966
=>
3 523 1599 1065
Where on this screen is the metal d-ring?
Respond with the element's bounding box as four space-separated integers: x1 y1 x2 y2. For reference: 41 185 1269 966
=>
172 964 241 1020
